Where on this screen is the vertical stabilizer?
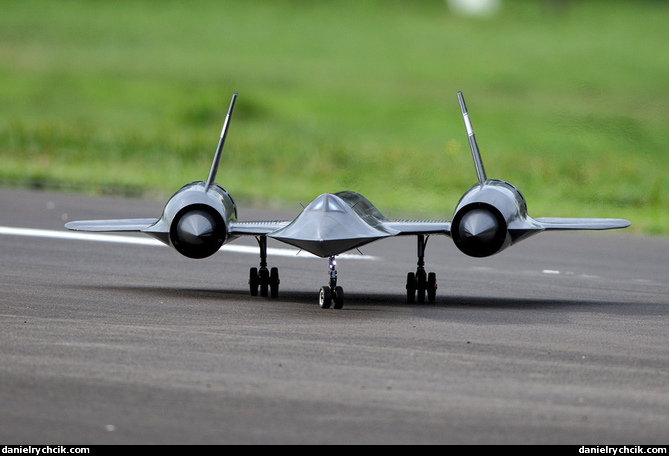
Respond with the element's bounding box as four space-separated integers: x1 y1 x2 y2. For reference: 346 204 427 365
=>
205 92 238 189
457 91 487 184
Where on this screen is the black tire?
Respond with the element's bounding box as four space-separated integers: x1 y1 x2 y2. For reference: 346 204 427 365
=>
416 269 427 303
319 286 332 309
333 286 344 309
406 272 416 303
259 268 269 297
269 267 280 298
427 272 437 303
249 267 259 296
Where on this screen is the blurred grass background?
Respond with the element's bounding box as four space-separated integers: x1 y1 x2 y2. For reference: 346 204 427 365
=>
0 0 666 234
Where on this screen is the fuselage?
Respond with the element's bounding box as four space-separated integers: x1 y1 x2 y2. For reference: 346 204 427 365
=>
269 192 396 257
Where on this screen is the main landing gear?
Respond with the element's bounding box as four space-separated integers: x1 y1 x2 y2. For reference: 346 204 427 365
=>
319 256 344 309
248 235 280 298
406 234 437 304
247 235 435 307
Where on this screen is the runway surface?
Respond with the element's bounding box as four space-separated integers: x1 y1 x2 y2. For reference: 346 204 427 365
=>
0 188 667 444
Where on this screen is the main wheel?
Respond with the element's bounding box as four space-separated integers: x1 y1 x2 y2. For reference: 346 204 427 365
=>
249 267 259 296
333 286 344 309
259 268 269 297
319 286 332 309
406 272 416 303
269 267 280 298
427 272 437 303
416 269 427 303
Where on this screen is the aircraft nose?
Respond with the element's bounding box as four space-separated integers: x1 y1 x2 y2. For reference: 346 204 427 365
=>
458 208 499 243
176 210 216 245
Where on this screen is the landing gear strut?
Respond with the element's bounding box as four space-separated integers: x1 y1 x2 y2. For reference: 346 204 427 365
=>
249 235 279 298
406 234 437 303
319 256 344 309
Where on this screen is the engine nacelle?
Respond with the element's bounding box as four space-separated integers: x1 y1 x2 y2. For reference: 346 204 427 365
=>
451 179 539 258
150 181 237 259
452 203 509 257
170 204 227 259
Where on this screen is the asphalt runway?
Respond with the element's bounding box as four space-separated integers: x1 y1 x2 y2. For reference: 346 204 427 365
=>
0 188 667 444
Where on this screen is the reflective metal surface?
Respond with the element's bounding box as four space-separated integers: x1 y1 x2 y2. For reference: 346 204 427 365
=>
269 192 396 257
65 91 631 307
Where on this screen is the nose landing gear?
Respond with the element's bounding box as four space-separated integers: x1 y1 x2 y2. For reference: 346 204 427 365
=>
319 256 344 309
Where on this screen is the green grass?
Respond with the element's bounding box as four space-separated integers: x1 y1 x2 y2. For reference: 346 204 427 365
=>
0 0 667 233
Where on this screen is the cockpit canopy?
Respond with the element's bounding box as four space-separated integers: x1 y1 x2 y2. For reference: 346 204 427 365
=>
306 194 346 213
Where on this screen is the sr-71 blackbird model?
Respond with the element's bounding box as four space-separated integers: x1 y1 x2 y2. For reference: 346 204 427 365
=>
66 92 630 309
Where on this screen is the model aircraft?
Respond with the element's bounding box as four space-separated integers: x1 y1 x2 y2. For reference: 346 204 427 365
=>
65 91 630 309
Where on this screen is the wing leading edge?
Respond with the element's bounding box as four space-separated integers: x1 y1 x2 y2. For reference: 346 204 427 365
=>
535 217 630 231
229 220 291 236
65 219 159 232
382 220 451 236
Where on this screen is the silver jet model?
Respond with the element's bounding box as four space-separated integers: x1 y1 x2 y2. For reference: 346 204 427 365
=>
66 92 630 309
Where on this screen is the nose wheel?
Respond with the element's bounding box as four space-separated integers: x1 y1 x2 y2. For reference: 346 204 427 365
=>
248 235 280 298
319 256 344 309
406 235 437 303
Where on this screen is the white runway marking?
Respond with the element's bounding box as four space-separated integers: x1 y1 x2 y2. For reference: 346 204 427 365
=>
0 226 377 260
